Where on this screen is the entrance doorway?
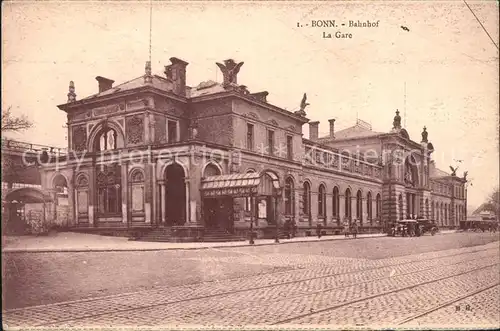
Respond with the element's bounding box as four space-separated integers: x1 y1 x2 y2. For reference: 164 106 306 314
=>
204 197 234 232
406 192 417 218
165 163 186 225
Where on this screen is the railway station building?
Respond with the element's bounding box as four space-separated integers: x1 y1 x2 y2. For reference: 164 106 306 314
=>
37 57 467 239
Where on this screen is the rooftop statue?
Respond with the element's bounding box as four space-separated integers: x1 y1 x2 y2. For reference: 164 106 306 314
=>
393 110 401 129
449 166 458 176
294 93 309 116
421 126 428 142
300 93 310 111
216 59 244 86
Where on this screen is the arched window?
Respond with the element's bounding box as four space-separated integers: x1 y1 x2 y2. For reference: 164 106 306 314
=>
332 187 339 220
356 190 363 223
97 128 118 151
318 184 326 219
203 163 221 178
344 188 352 220
376 193 382 221
284 177 294 215
130 169 145 213
96 164 122 215
367 192 372 224
303 182 311 216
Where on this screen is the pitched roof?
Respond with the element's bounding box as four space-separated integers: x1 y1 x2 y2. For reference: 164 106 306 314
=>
187 80 226 98
80 75 175 101
430 166 450 178
318 123 384 141
79 75 230 102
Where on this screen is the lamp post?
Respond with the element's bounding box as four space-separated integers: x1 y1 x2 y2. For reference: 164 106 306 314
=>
274 187 282 244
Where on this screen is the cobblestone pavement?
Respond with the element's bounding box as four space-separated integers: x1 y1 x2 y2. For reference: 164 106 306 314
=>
3 232 498 310
3 234 499 329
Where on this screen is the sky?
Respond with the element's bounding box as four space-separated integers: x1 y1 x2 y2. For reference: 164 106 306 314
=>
2 0 499 209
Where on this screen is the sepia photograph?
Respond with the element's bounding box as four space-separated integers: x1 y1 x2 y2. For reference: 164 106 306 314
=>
2 0 499 329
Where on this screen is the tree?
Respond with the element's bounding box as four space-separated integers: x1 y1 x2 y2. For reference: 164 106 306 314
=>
1 106 34 188
1 106 33 132
488 187 500 217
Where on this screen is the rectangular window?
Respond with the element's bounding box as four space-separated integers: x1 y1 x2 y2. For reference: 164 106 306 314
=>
247 123 254 151
168 120 177 143
267 130 274 156
286 135 293 160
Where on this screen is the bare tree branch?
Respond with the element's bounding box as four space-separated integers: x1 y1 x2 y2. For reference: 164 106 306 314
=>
1 106 34 132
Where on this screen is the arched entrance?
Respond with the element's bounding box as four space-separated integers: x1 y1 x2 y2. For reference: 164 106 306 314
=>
4 188 53 234
164 163 186 225
52 174 69 227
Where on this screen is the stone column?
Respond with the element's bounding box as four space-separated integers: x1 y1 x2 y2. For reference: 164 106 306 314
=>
88 168 95 226
121 164 128 224
151 163 157 224
160 181 166 224
67 181 75 227
185 178 191 223
74 187 79 225
326 190 333 226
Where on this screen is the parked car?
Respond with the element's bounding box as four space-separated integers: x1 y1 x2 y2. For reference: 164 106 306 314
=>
389 220 419 237
416 218 439 236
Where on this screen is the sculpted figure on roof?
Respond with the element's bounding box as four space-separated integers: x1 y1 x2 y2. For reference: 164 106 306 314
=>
216 59 244 87
294 93 309 116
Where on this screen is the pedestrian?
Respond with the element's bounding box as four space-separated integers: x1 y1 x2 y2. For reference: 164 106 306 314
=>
351 219 358 239
343 218 350 238
291 219 297 238
283 219 290 239
415 223 421 237
316 222 322 239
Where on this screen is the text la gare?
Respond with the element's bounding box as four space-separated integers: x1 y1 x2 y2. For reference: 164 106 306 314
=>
323 31 352 39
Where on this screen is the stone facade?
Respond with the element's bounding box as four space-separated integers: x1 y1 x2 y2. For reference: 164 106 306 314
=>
39 57 467 237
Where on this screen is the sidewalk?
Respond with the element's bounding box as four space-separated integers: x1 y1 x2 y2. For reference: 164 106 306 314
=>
2 231 391 253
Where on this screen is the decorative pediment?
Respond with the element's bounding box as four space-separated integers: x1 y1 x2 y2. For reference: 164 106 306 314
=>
286 125 297 132
267 119 279 127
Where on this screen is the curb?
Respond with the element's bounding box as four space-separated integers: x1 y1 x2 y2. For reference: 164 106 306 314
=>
2 234 388 253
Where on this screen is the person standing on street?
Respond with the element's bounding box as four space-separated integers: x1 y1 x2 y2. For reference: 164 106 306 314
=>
316 223 323 239
351 219 359 239
291 219 297 238
343 218 350 238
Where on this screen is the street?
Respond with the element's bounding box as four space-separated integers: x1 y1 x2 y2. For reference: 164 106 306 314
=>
2 232 499 328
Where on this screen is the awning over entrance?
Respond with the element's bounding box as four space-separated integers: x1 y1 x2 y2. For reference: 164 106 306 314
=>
4 187 53 204
201 172 279 198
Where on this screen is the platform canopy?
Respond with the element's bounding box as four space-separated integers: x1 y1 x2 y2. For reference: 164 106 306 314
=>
201 172 280 198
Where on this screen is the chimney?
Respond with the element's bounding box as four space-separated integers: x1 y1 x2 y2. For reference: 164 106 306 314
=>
165 57 189 96
328 119 336 138
96 76 114 93
309 121 319 140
